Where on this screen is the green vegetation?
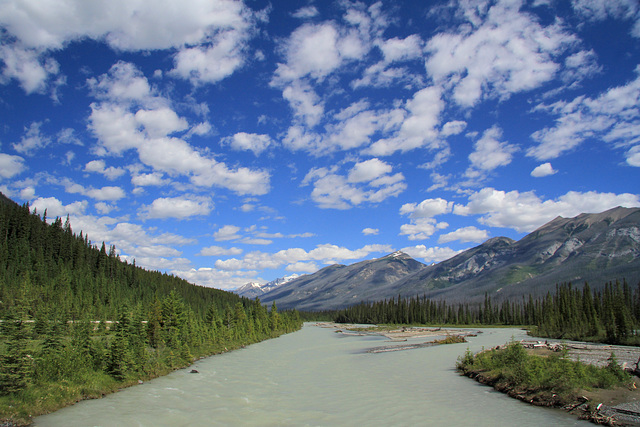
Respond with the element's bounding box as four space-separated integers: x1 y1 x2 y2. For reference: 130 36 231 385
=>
0 198 302 425
334 281 640 345
434 335 467 345
456 341 632 405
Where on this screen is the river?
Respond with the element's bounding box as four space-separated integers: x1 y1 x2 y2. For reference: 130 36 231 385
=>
35 323 587 426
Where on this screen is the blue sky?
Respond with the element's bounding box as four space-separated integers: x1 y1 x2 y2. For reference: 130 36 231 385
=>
1 0 639 290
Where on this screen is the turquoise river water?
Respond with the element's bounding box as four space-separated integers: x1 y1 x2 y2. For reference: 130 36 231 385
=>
35 323 588 426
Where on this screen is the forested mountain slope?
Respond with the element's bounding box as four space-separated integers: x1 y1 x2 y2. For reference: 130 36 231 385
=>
0 193 302 422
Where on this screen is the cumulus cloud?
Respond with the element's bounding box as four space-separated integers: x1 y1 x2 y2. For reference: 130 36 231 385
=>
528 68 640 165
30 196 88 218
0 0 256 92
12 122 51 155
172 267 259 290
140 196 213 219
571 0 640 38
401 245 462 264
425 0 575 107
84 160 126 180
531 162 557 177
467 126 518 174
362 227 379 235
400 197 454 218
437 226 489 244
292 6 319 19
214 225 242 241
0 153 26 178
214 243 392 272
302 159 406 209
198 246 243 256
399 218 449 241
453 187 640 232
88 63 271 195
221 132 274 155
0 45 58 94
366 86 444 156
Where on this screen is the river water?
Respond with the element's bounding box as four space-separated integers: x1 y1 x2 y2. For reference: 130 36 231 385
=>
35 324 587 426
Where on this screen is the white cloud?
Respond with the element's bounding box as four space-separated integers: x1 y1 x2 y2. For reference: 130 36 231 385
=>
88 61 156 105
302 161 406 209
528 68 640 164
438 226 489 244
286 261 319 273
399 218 449 241
198 246 243 256
84 160 126 180
347 158 393 183
401 245 462 264
466 126 518 175
0 0 255 92
378 35 423 63
366 86 444 156
140 196 213 219
362 227 379 235
0 45 58 94
453 187 640 232
425 0 575 107
173 267 258 290
214 243 392 272
85 186 126 201
30 197 87 218
571 0 640 38
170 28 249 85
214 225 242 241
58 178 126 202
441 120 467 137
400 197 454 218
88 64 271 195
274 23 345 83
0 153 26 178
12 122 51 155
531 162 557 177
135 108 189 138
222 132 273 155
292 6 319 19
131 172 167 187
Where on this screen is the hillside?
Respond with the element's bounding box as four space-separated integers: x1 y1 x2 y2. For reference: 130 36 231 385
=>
262 207 640 310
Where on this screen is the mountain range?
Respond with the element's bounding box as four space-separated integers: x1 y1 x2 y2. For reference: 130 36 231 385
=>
234 274 300 299
259 206 640 311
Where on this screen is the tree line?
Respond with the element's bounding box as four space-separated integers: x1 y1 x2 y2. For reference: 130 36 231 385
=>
334 280 640 345
0 196 302 417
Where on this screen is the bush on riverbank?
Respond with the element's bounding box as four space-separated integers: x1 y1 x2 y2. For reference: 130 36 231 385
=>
456 341 633 405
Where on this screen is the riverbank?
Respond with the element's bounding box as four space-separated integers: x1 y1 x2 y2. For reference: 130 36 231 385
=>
458 340 640 425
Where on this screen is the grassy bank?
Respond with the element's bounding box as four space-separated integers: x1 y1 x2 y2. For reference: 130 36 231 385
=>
0 334 297 426
456 340 636 422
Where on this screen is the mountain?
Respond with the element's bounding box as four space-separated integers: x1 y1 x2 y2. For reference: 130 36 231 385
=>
263 207 640 310
260 251 426 310
383 206 640 302
235 273 300 299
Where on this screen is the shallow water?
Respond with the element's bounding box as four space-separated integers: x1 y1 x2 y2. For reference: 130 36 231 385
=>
35 324 587 426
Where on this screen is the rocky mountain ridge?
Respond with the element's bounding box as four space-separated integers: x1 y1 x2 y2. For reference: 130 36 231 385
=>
261 206 640 310
234 273 300 299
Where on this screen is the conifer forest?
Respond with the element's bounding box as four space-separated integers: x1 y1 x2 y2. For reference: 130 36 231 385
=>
334 280 640 345
0 196 302 419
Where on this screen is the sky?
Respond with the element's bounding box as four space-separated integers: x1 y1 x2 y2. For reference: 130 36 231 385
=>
1 0 639 291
